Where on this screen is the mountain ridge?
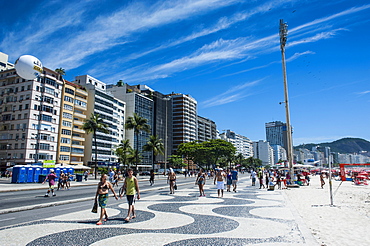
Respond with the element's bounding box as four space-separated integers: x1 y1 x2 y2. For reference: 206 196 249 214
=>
294 138 370 155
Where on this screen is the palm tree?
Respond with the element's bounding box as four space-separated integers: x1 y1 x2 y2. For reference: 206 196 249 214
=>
143 135 164 170
115 139 132 170
83 113 109 179
125 113 151 170
55 68 66 80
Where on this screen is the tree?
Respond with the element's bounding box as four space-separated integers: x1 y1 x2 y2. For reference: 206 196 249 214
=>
115 139 133 170
55 68 65 80
127 149 142 169
168 155 185 168
143 135 164 170
83 113 109 179
125 113 151 170
243 157 262 170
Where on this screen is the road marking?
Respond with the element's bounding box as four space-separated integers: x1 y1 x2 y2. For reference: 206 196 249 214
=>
1 217 15 221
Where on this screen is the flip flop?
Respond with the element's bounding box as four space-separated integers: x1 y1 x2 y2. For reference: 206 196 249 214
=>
96 222 102 225
130 215 136 219
104 217 108 221
124 217 130 222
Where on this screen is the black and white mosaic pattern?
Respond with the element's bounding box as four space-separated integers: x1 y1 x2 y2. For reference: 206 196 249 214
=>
0 179 312 245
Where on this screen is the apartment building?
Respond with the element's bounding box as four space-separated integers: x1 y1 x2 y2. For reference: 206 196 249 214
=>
197 115 217 142
106 83 154 167
57 80 88 166
75 75 125 167
170 93 197 151
219 129 253 158
0 66 62 171
253 140 274 166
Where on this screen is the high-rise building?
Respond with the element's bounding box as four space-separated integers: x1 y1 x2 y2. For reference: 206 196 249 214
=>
0 52 14 71
75 75 125 167
197 115 217 142
106 83 153 167
265 121 289 151
57 80 88 166
170 93 197 151
0 66 63 171
271 144 287 164
253 140 274 166
219 130 253 158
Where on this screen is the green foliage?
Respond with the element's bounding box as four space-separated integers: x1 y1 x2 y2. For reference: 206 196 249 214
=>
177 139 236 169
242 157 262 170
115 139 133 168
168 155 184 167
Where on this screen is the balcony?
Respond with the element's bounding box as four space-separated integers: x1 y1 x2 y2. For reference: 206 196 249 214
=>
74 112 86 119
72 144 84 149
76 89 88 96
72 136 85 141
70 161 83 165
73 120 84 125
72 128 85 134
70 152 84 157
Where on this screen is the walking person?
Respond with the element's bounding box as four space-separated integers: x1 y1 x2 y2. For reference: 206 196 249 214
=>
42 169 57 197
149 170 155 186
250 169 257 186
95 174 118 225
265 172 270 190
214 168 226 198
231 167 238 192
276 172 282 189
167 169 177 194
226 169 232 192
258 170 265 189
120 169 140 222
320 172 325 188
57 170 65 191
195 169 206 197
84 170 89 181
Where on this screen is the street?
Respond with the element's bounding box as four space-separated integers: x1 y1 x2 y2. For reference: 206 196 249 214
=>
0 174 317 245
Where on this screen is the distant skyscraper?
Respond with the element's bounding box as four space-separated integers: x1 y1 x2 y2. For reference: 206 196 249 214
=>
265 121 289 151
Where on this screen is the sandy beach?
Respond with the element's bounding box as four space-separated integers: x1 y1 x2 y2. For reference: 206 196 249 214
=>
284 175 370 246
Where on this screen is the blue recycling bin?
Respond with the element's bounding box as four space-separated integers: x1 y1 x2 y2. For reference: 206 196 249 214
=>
55 168 61 182
27 167 34 183
33 168 41 183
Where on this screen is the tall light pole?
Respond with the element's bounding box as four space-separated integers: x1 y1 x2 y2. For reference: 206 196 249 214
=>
163 97 171 175
279 19 297 187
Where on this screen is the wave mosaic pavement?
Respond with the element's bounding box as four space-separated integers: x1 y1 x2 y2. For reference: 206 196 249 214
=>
0 179 314 245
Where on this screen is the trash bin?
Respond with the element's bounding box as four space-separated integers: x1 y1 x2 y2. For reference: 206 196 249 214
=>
38 174 46 183
75 174 83 182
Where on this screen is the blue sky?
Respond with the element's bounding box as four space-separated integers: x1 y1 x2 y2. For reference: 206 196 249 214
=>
1 0 370 146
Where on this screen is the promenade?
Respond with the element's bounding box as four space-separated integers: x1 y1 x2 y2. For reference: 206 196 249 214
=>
0 175 318 246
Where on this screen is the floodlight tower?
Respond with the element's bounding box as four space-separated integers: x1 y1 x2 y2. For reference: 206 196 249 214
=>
279 19 297 187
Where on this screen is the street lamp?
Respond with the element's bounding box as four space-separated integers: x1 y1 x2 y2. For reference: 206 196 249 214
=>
279 19 297 188
163 97 171 175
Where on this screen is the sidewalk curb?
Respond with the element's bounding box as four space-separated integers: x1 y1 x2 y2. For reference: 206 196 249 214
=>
0 182 188 215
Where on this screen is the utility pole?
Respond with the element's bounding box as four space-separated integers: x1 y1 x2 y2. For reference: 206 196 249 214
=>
279 19 297 188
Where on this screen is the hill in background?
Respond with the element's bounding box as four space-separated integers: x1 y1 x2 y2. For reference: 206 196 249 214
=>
294 138 370 155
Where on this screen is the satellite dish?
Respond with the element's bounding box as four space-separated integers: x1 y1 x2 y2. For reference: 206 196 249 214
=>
14 55 43 80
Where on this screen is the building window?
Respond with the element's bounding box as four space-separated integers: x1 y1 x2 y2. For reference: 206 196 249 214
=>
62 120 72 127
41 114 53 122
63 104 73 111
65 88 75 95
62 112 72 119
64 96 73 103
60 146 71 152
61 138 71 144
61 129 71 135
59 155 70 161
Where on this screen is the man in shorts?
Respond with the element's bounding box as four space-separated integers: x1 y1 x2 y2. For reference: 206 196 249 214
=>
120 169 140 222
214 168 226 198
42 169 57 197
231 167 238 192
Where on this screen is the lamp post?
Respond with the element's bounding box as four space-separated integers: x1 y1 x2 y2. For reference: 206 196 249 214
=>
163 97 171 175
279 19 297 188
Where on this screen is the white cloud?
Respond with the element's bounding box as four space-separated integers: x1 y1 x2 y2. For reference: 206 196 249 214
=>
202 79 262 108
